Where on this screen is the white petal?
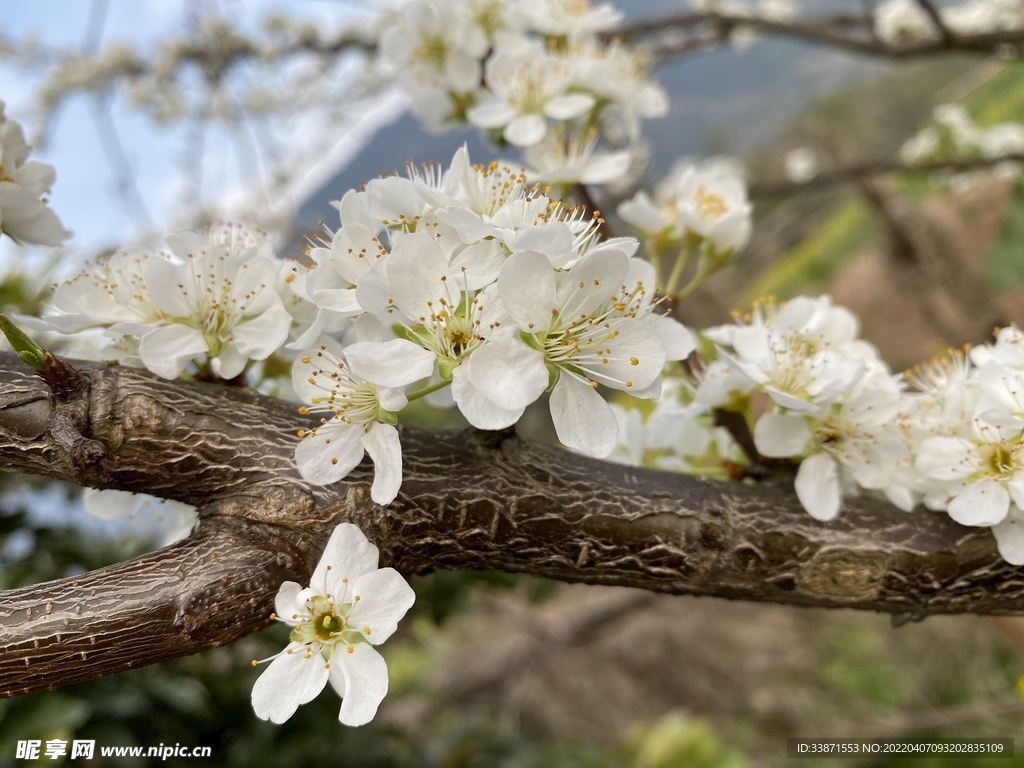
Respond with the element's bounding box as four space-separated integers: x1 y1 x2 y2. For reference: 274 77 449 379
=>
211 343 249 380
754 412 811 458
466 337 549 410
645 314 696 361
295 425 366 487
504 114 547 147
544 93 595 120
345 339 436 388
795 452 841 521
948 479 1009 527
251 643 330 724
274 581 303 623
451 362 524 429
313 522 381 601
549 373 617 458
140 256 193 317
993 512 1024 565
361 422 403 505
138 324 209 379
82 488 139 520
498 251 557 331
331 643 389 727
346 568 416 645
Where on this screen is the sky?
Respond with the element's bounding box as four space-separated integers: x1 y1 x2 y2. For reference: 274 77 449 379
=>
0 0 386 267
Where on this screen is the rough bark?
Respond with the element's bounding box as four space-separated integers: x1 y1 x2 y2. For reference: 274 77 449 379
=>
0 351 1020 698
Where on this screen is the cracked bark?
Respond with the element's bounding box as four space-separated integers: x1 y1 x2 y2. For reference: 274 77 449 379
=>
0 351 1019 698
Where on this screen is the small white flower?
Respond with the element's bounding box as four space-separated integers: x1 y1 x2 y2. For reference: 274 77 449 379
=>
467 249 681 456
506 0 623 39
784 147 818 184
874 0 937 43
292 341 418 504
252 523 416 726
468 50 595 147
0 100 71 247
139 224 293 380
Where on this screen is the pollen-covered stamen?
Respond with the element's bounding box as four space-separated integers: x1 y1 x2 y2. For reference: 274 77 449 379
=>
299 346 382 429
463 161 531 218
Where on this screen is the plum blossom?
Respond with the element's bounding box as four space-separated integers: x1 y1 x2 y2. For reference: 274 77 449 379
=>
468 50 596 147
251 523 415 726
618 158 752 257
136 225 293 380
467 249 692 456
0 100 70 246
291 341 420 504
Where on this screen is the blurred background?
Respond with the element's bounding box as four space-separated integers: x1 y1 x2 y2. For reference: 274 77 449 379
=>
4 0 1024 766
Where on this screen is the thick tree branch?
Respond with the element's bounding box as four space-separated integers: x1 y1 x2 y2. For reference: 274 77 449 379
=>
0 351 1020 698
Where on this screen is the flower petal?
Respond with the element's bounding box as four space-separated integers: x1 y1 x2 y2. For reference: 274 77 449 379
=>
466 336 549 411
345 339 436 388
274 581 303 622
948 479 1009 527
138 324 209 379
451 362 524 429
312 523 381 601
754 412 811 458
498 251 557 331
549 372 618 458
992 511 1024 565
361 422 403 505
794 452 841 521
330 642 389 727
346 568 416 645
294 424 365 487
251 643 330 724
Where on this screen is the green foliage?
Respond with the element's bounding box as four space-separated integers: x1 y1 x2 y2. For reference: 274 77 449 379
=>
818 623 909 709
611 713 748 768
985 184 1024 290
964 63 1024 126
742 199 875 303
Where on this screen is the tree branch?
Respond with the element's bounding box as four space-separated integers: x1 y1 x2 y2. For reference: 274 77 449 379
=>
749 152 1024 198
611 8 1024 62
0 351 1021 698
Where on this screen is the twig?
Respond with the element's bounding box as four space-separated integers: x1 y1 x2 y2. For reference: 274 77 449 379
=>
749 152 1024 197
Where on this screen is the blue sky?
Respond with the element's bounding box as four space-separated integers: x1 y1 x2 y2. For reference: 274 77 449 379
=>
0 0 380 265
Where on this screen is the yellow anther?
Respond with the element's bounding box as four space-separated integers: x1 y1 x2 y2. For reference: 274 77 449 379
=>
363 626 371 634
347 644 354 654
630 357 639 366
297 430 307 438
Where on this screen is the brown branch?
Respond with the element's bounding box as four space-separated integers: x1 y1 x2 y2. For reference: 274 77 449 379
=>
914 0 954 45
749 152 1024 198
611 8 1024 62
1 351 1023 698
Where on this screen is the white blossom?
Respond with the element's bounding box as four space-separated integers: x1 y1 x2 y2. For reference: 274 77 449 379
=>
137 225 293 379
784 147 818 184
0 100 70 247
291 341 416 504
252 524 415 726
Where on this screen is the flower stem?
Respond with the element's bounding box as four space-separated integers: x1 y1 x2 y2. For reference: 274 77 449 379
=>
663 246 692 298
406 379 451 402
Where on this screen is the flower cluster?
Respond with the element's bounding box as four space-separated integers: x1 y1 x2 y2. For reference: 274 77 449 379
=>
875 0 1024 44
0 100 70 247
288 145 694 498
252 523 415 726
617 157 753 295
376 0 667 186
697 296 906 522
37 223 305 380
900 103 1024 184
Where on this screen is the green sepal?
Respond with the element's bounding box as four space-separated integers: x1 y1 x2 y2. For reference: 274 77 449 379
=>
546 363 559 391
0 314 46 371
378 408 399 426
518 329 544 351
438 357 459 382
